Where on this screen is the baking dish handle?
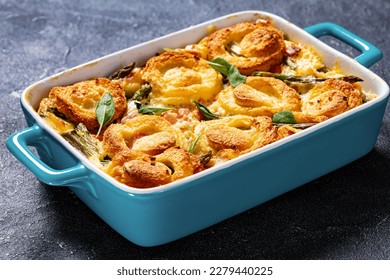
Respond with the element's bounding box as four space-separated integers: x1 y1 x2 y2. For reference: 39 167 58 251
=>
6 124 98 198
304 22 382 68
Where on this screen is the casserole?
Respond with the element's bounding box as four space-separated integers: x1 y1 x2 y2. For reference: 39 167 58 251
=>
6 11 389 246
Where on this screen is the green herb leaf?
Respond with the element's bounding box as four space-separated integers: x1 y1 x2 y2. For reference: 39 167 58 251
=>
133 83 152 101
272 110 297 124
208 60 229 76
193 100 219 120
209 57 247 87
188 134 202 153
95 92 115 136
137 105 172 115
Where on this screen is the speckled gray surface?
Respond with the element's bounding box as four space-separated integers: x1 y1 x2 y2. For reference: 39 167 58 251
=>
1 0 390 260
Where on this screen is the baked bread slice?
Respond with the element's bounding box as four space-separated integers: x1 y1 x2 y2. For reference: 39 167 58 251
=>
46 78 127 132
208 21 285 75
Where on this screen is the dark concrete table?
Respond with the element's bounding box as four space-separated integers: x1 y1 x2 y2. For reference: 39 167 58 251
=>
1 0 389 259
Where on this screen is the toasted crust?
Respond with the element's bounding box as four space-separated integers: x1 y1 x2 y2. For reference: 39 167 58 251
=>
208 21 285 75
142 51 222 106
131 131 177 155
102 115 184 159
292 112 328 123
123 160 172 188
194 115 278 164
212 77 301 117
155 147 200 180
302 78 364 118
48 78 127 132
105 147 201 188
104 150 171 188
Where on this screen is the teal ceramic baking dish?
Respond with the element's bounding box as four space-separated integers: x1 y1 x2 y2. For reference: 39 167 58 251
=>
6 11 389 246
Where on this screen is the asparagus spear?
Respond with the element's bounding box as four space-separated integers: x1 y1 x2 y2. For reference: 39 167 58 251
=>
199 151 213 165
108 62 136 80
272 123 317 129
62 123 102 159
252 71 363 84
133 83 152 101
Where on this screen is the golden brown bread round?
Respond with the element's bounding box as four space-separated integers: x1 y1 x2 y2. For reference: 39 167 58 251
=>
302 78 364 118
211 77 301 117
104 150 171 188
193 115 278 164
104 147 201 188
102 115 184 159
142 50 223 106
131 131 177 155
208 21 285 75
123 160 172 188
47 78 127 132
155 147 202 180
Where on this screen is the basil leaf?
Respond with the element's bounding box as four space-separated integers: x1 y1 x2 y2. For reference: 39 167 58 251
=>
272 110 297 124
95 92 115 136
137 105 172 115
208 60 229 76
193 100 219 120
188 134 202 153
209 57 246 87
